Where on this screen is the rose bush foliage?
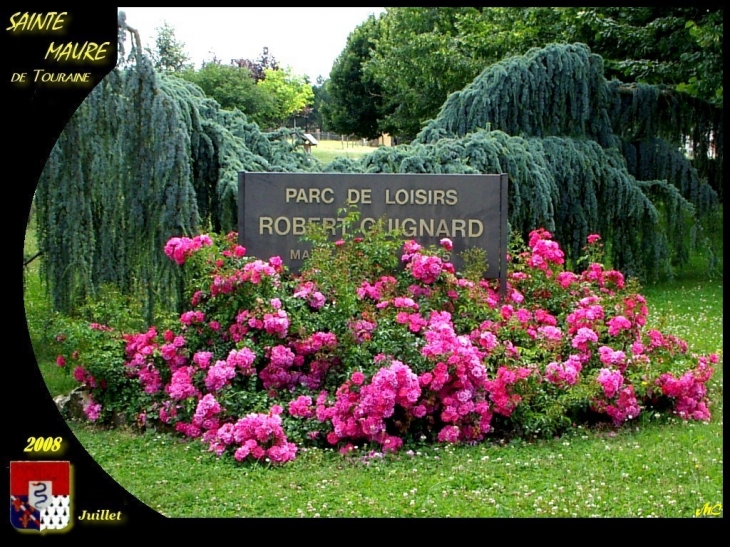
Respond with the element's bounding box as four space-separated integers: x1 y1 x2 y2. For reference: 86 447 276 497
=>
54 219 718 464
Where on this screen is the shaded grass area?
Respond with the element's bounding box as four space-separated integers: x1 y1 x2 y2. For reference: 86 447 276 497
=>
23 216 80 397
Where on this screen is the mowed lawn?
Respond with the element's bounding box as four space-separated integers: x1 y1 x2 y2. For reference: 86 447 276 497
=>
310 139 380 166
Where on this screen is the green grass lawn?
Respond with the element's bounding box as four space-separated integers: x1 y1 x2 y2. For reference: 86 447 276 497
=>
310 139 380 166
67 411 722 517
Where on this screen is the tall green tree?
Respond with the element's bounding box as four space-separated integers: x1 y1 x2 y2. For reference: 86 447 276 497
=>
363 7 566 139
145 21 193 73
231 46 280 83
178 62 274 126
257 67 314 129
562 7 723 107
177 53 314 130
321 13 388 139
558 8 723 198
308 75 329 131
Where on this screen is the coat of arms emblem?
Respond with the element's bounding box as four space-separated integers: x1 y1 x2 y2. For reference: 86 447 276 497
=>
10 461 71 532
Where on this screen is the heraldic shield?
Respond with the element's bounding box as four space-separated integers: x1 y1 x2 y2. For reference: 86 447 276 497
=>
10 461 71 532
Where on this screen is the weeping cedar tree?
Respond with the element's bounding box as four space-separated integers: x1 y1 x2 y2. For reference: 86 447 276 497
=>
35 36 719 323
329 43 721 281
35 13 316 323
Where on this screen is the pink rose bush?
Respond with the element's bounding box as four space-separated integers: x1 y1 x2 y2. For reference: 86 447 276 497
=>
164 234 213 265
54 228 718 464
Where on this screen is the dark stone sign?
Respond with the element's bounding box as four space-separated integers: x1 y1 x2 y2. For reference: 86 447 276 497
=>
238 172 508 293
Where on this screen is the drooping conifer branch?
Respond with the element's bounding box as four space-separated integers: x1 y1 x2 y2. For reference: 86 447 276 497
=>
36 30 317 320
402 42 719 280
